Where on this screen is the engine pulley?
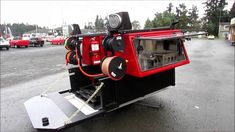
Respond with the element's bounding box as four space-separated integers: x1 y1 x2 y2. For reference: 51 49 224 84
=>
101 56 127 80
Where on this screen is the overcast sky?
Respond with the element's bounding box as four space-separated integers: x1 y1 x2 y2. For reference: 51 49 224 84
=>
1 0 234 29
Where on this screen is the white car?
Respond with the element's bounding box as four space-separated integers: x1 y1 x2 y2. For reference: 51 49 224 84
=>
207 35 215 40
0 37 10 50
22 34 31 40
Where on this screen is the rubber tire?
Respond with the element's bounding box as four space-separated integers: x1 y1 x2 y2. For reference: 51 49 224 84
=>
25 46 28 48
6 47 9 50
40 44 43 47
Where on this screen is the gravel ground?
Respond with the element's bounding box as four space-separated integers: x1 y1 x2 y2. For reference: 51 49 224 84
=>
0 43 66 88
0 39 234 132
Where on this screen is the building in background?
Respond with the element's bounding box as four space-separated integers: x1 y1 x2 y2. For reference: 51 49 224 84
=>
218 22 230 38
62 23 73 37
229 18 235 45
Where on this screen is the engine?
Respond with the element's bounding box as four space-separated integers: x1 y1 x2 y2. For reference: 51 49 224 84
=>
24 11 205 130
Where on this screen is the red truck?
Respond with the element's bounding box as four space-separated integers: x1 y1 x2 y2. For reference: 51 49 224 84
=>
9 36 30 48
49 36 65 45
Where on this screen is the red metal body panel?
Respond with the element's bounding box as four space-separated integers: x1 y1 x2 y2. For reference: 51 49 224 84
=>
10 40 30 47
50 38 65 45
120 29 190 77
81 29 190 78
82 36 106 65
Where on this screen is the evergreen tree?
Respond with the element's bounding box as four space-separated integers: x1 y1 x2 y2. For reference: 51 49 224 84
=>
87 22 94 29
152 11 175 28
203 0 228 36
220 10 231 22
0 23 42 36
84 23 88 29
167 3 174 13
229 2 235 18
175 3 189 29
94 15 105 32
188 5 201 29
144 18 153 28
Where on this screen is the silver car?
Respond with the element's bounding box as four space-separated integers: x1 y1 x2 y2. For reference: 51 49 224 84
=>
0 37 10 50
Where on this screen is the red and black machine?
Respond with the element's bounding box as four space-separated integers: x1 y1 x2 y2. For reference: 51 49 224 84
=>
24 12 205 130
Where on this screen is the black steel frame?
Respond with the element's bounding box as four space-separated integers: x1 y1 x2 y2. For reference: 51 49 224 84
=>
68 66 175 111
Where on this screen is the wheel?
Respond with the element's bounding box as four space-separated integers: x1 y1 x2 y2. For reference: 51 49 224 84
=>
6 47 9 50
25 46 28 48
40 44 43 47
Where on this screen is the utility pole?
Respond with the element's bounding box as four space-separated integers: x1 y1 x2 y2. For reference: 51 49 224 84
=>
218 8 222 38
5 24 8 37
36 25 38 36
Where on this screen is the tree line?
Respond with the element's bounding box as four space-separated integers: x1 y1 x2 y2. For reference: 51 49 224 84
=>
86 0 234 36
0 23 47 36
144 0 234 36
84 15 141 31
1 0 234 37
144 3 201 30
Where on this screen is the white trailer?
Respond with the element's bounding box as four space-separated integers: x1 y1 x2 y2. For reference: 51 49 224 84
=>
229 18 235 45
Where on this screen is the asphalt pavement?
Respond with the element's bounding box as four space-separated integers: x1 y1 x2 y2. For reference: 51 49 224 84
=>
0 43 66 88
0 39 234 132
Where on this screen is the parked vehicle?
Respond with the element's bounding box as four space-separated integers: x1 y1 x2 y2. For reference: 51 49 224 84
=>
6 37 14 41
207 35 215 40
29 37 44 47
0 37 10 50
229 18 235 45
184 32 192 41
22 34 31 40
45 35 55 42
9 36 30 48
49 36 65 45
